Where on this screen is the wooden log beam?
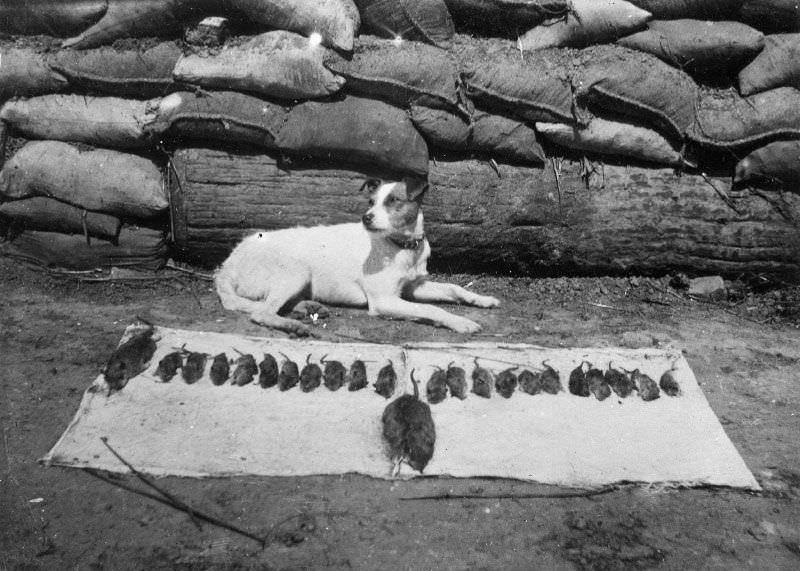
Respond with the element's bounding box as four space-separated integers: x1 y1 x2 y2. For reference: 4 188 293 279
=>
168 148 800 279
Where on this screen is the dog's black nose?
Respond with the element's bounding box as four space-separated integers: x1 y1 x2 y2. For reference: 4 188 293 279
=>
362 212 374 226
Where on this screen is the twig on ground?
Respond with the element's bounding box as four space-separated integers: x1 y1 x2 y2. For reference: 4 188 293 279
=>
96 437 266 547
165 261 214 280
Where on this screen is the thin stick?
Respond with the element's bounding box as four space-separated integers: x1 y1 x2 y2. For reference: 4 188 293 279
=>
401 485 619 501
165 261 214 280
85 468 266 547
101 437 203 529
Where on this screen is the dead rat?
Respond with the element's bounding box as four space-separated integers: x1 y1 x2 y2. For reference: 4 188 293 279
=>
518 369 542 395
568 361 590 397
605 362 636 398
210 352 230 386
374 360 397 399
381 369 436 476
104 322 157 394
659 359 681 397
586 364 611 401
347 359 368 391
258 353 279 388
445 362 468 400
471 357 493 399
321 354 347 391
232 352 258 387
299 354 323 392
278 353 300 391
495 366 518 399
630 368 660 402
154 350 183 383
426 367 448 404
182 351 208 384
540 360 563 394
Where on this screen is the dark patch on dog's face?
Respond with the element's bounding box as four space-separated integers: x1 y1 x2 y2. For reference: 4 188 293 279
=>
383 181 423 229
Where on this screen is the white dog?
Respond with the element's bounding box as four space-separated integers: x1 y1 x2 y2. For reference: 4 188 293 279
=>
214 177 500 336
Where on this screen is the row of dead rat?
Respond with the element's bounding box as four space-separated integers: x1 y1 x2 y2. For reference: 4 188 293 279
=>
100 325 681 475
101 324 681 403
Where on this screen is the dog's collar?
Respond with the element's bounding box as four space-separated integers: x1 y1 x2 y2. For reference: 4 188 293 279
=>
387 234 426 250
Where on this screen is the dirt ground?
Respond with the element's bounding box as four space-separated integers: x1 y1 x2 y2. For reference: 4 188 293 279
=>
1 257 799 570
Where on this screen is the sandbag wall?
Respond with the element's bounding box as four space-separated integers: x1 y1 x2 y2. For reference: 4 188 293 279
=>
1 0 800 277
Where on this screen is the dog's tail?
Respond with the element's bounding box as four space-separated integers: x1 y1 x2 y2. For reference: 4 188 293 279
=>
214 262 264 314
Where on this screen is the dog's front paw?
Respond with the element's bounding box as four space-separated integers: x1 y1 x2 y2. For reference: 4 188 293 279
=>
449 316 482 334
470 295 500 308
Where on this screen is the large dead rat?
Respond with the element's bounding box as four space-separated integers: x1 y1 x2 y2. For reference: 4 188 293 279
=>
381 369 436 476
374 360 397 399
104 322 157 394
629 368 660 401
445 362 468 400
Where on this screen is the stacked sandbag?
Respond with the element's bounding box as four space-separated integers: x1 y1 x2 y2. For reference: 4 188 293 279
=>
0 141 169 270
3 0 800 277
172 31 345 99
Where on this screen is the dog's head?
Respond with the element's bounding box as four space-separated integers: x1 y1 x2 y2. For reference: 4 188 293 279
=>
360 177 428 236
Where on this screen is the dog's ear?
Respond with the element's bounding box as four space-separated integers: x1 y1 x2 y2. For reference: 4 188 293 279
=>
403 176 429 203
360 178 382 194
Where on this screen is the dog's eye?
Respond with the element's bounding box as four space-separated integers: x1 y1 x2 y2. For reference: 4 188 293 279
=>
368 198 374 206
385 196 396 205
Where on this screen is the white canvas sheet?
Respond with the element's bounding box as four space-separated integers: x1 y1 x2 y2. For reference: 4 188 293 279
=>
42 327 760 490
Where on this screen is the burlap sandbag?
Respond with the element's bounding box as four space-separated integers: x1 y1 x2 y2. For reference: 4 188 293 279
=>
738 34 800 96
0 141 167 218
734 141 800 189
688 87 800 149
627 0 741 19
739 0 800 33
1 226 168 271
443 0 570 33
48 42 183 98
145 91 288 150
455 38 575 124
0 0 107 37
173 31 344 100
410 105 545 165
0 95 157 150
519 0 651 50
618 20 765 77
63 0 212 49
0 48 68 101
355 0 455 47
537 117 683 166
224 0 360 52
325 36 462 111
574 45 698 141
0 197 122 241
276 96 429 175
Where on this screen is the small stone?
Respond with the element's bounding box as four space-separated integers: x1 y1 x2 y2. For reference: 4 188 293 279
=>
688 276 726 299
185 16 229 47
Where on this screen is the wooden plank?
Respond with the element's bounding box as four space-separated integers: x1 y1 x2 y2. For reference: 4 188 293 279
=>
169 148 800 278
